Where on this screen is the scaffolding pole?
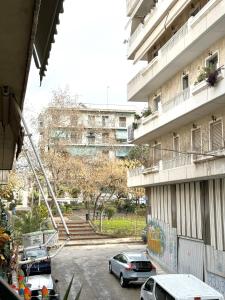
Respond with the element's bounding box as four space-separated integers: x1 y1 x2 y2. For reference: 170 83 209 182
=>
23 149 57 230
13 99 70 237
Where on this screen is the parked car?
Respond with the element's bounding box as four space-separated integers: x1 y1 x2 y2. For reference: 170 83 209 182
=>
25 274 59 299
21 246 51 276
108 251 156 287
140 274 224 300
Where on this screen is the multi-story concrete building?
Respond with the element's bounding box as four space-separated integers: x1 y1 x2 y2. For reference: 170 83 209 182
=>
126 0 225 294
39 103 136 159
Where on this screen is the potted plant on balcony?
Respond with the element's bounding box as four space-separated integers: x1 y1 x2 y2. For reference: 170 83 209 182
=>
195 66 220 87
142 108 152 118
134 113 141 120
132 122 138 130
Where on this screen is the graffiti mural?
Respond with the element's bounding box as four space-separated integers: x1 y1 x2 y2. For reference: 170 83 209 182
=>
147 217 177 273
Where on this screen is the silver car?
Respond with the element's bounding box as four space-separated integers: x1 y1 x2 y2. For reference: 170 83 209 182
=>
108 251 156 287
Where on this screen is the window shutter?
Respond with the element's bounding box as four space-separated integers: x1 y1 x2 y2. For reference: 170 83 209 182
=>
192 128 201 152
210 120 223 150
154 144 161 164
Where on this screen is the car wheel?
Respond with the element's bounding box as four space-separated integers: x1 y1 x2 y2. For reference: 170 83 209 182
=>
120 274 128 288
109 263 112 274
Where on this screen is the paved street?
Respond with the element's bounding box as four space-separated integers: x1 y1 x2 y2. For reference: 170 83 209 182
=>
51 243 151 300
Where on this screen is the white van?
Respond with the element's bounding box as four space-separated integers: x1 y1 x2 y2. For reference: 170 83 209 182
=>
140 274 224 300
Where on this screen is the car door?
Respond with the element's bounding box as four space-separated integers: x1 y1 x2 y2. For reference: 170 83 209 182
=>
142 278 155 300
111 254 122 276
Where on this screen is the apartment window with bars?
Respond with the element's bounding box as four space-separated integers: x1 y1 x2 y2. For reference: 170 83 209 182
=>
102 116 109 127
153 143 161 165
119 116 126 128
210 120 223 151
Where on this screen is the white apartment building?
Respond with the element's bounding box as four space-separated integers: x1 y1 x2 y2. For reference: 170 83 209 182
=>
126 0 225 295
39 103 136 159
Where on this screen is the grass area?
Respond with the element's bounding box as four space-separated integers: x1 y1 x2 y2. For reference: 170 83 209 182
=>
93 215 146 237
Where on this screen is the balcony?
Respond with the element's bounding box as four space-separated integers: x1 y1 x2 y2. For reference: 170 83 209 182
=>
127 151 225 187
132 68 225 143
128 0 225 101
126 0 155 17
128 0 176 59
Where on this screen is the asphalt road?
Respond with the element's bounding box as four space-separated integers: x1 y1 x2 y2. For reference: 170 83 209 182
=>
51 243 148 300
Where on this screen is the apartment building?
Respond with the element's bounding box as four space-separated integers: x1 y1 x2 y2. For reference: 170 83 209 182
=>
126 0 225 295
39 103 135 159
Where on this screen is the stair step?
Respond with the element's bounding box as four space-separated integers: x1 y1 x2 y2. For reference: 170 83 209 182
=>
59 231 95 236
59 235 110 240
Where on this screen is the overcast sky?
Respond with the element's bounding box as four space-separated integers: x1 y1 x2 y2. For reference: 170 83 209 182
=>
25 0 146 116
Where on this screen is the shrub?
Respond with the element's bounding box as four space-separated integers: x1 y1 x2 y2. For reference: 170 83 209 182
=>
105 207 116 220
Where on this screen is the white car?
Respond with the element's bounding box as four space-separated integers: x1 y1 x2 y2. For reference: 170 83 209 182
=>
25 274 59 299
140 274 224 300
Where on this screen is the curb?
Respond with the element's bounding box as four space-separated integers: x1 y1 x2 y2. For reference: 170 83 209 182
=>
60 238 144 247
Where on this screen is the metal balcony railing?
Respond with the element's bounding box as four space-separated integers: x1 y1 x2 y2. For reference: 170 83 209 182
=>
162 87 190 113
162 154 192 170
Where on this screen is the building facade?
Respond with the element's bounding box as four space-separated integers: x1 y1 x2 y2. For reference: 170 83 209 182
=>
126 0 225 295
39 103 136 159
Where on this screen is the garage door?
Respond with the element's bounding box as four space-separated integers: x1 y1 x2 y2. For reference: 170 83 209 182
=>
178 237 204 280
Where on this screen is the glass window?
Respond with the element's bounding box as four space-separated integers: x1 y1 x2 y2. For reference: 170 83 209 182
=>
206 53 218 71
182 75 189 90
102 116 109 127
119 117 126 128
144 278 154 292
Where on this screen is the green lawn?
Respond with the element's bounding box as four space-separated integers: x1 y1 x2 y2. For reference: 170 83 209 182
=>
93 215 146 237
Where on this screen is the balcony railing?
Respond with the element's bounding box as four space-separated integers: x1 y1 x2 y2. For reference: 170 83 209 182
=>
162 154 192 170
129 166 144 177
162 88 190 113
160 21 189 57
128 0 173 49
126 0 139 14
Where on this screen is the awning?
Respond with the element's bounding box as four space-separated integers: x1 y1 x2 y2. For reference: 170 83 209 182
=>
33 0 65 83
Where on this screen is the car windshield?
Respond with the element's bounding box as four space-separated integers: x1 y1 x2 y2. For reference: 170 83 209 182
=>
25 249 47 259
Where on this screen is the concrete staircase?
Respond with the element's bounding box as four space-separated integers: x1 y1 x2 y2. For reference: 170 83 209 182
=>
57 221 110 241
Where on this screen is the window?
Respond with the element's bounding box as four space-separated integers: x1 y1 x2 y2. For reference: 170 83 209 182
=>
154 95 161 112
102 132 109 143
71 132 81 143
144 278 154 292
153 143 161 165
173 135 180 158
182 74 189 90
87 132 95 144
119 117 126 128
88 115 95 126
210 120 223 151
192 128 201 154
206 53 218 71
155 283 175 300
102 116 109 127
